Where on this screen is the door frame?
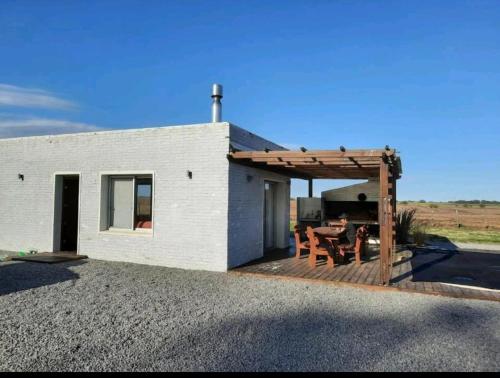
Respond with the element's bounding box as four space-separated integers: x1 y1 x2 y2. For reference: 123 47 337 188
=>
52 172 81 254
263 180 278 252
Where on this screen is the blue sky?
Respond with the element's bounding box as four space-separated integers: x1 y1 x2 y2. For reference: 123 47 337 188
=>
1 0 499 201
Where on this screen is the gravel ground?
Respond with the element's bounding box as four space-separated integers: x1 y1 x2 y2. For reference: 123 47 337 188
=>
1 259 499 372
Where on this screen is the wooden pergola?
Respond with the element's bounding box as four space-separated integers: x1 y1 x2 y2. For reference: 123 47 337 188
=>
228 148 402 285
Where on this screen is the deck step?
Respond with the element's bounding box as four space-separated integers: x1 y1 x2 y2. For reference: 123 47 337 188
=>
11 252 88 264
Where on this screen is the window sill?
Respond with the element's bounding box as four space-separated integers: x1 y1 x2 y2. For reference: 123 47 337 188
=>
100 228 154 237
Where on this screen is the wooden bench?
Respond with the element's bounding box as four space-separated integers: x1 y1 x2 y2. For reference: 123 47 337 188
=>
293 225 310 258
338 225 369 266
306 226 336 268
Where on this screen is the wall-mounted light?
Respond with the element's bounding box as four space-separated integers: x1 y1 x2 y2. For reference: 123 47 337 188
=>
246 174 253 182
187 170 193 179
18 174 24 181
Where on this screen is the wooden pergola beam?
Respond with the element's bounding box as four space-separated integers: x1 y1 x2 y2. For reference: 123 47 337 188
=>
265 161 381 168
251 156 383 163
349 157 362 168
228 149 400 181
297 174 380 179
231 149 394 159
227 156 313 179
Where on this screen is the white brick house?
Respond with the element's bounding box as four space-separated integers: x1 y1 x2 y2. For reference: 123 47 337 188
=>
0 122 291 271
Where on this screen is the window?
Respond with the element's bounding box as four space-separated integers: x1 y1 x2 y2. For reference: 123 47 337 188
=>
135 177 152 229
108 175 152 230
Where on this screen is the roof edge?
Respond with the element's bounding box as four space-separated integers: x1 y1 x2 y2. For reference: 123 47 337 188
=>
0 121 230 142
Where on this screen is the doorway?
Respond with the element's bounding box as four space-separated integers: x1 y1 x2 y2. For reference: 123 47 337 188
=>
54 175 80 252
264 181 278 251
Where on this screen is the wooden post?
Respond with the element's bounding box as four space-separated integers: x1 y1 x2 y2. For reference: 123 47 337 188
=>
379 160 390 285
308 179 313 198
392 171 397 248
387 168 395 282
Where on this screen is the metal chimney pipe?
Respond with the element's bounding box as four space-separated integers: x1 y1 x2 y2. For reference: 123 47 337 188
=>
211 83 223 122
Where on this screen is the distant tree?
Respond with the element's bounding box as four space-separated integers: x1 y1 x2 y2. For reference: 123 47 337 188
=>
419 200 426 203
451 199 499 205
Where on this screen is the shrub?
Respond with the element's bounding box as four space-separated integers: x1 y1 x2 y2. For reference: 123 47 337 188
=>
399 201 408 205
412 222 427 246
396 208 417 244
479 203 485 208
429 203 438 209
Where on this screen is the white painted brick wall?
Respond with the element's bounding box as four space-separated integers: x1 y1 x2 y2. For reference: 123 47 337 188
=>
0 122 292 271
227 125 290 268
0 123 230 271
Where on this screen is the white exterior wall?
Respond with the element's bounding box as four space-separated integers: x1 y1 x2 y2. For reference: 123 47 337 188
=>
0 122 292 271
322 179 380 202
0 123 230 271
227 125 290 268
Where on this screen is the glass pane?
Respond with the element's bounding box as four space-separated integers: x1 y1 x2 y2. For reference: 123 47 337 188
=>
110 178 134 229
135 177 152 229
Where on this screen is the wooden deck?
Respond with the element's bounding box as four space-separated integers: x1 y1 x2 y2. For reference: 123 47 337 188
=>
11 252 88 264
231 244 500 302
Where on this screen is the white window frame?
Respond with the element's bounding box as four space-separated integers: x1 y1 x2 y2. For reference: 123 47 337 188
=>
99 172 154 235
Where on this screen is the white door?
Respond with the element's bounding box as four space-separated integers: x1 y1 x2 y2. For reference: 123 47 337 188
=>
110 177 134 229
264 181 276 250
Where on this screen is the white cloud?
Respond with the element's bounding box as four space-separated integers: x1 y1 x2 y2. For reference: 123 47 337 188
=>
0 116 102 138
0 83 76 110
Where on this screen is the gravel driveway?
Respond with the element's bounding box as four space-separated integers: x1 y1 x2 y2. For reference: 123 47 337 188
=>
1 259 499 372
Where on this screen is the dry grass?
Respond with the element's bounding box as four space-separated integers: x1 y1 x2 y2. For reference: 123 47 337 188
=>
398 202 500 231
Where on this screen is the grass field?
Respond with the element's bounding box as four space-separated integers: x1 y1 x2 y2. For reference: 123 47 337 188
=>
399 202 500 244
290 199 500 244
398 201 500 231
425 227 500 244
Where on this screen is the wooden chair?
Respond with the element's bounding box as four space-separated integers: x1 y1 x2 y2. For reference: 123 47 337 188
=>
338 225 369 266
306 226 336 268
293 225 310 258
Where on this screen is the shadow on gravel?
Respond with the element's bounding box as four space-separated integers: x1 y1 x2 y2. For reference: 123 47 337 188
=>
129 300 498 372
390 233 500 290
0 260 86 296
410 248 500 289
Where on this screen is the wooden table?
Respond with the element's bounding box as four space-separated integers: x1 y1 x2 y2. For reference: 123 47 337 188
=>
327 220 378 227
313 227 348 263
313 227 343 238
